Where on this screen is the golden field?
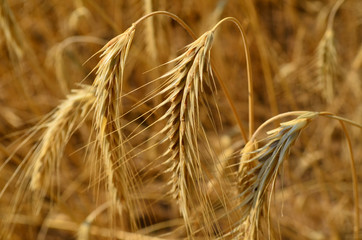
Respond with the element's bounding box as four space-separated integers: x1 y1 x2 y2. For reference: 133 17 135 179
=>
0 0 361 239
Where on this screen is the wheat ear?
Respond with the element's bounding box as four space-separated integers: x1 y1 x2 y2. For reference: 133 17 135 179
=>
92 25 138 230
153 30 219 238
0 85 94 238
316 0 344 103
233 112 318 239
155 17 253 237
28 85 95 213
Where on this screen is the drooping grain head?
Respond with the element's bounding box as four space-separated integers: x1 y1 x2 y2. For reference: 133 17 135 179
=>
152 30 222 238
28 85 95 213
233 112 318 239
317 29 337 103
316 0 344 104
91 25 139 230
0 85 95 239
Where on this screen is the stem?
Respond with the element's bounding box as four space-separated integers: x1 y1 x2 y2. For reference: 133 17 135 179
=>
319 112 362 129
242 0 279 120
212 17 254 139
337 121 359 240
213 68 248 142
133 11 196 39
327 0 344 30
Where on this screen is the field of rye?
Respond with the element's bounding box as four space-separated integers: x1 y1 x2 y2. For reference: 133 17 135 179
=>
0 0 361 239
